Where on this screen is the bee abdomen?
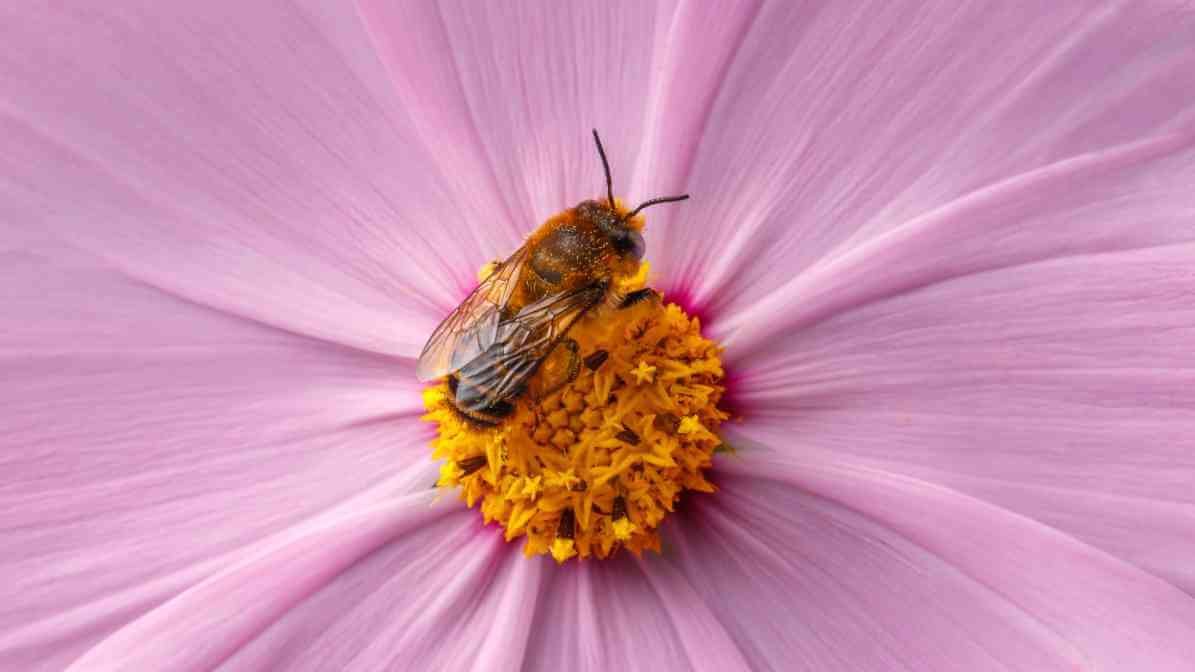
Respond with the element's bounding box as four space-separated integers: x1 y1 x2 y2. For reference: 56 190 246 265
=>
447 374 515 426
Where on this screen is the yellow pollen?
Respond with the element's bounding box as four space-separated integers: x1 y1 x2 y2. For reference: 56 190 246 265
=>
630 360 657 384
550 538 578 564
611 517 637 541
422 263 728 562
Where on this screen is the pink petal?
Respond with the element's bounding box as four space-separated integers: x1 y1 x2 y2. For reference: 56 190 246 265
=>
521 557 749 671
667 447 1195 670
69 497 527 671
357 0 696 237
0 2 499 356
720 128 1195 357
0 230 430 670
219 521 539 671
731 220 1195 590
652 2 1195 324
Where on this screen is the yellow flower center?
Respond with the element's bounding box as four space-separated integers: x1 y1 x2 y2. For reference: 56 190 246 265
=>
422 263 727 563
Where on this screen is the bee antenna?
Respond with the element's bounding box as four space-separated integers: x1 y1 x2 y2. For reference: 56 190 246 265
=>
592 129 615 209
624 194 690 220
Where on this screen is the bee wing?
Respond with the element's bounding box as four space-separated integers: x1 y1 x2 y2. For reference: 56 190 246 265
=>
415 246 529 382
451 283 606 412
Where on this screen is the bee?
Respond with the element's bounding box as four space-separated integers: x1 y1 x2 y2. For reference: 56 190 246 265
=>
416 130 689 425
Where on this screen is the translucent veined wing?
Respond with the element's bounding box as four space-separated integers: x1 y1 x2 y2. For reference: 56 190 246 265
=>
415 246 529 382
451 283 606 412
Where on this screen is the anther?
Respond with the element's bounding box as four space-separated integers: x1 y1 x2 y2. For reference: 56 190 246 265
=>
458 455 487 476
612 496 628 521
616 426 640 445
551 508 579 563
610 495 636 541
584 349 609 370
557 508 576 540
654 413 681 434
570 479 588 492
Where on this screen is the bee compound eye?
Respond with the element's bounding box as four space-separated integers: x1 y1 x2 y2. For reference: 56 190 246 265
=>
611 228 645 260
625 229 645 260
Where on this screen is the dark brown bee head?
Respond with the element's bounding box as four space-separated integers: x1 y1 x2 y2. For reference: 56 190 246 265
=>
574 199 645 261
586 129 690 263
526 132 689 290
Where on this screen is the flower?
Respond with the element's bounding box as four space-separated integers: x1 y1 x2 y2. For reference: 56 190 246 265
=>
3 2 1195 670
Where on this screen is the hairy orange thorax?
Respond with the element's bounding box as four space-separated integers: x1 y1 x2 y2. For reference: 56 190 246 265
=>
505 199 644 316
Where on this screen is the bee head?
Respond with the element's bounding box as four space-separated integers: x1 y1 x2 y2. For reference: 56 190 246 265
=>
576 199 646 261
586 129 689 263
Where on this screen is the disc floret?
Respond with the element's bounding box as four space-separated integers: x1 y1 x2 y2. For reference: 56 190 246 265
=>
422 264 727 562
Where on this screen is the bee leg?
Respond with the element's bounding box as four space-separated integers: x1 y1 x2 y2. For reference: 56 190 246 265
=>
619 288 658 309
531 338 581 400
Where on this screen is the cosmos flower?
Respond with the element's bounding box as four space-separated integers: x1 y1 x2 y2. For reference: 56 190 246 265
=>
4 1 1195 670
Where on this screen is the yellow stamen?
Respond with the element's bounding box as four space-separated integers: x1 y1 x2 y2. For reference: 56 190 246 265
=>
611 517 637 541
422 262 728 561
550 538 578 564
630 360 657 384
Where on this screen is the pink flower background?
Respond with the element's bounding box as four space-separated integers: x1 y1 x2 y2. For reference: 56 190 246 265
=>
4 2 1195 670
